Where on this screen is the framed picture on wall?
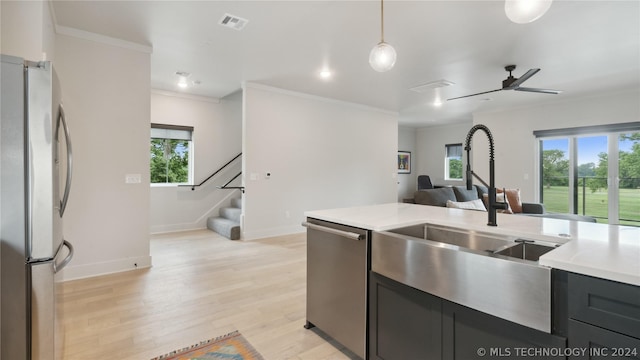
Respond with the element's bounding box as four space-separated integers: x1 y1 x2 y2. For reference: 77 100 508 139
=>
398 151 411 174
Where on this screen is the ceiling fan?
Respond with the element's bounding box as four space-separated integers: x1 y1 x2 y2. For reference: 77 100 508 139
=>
447 65 562 101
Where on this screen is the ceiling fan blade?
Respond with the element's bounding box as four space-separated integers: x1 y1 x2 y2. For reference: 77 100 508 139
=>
506 68 540 89
515 87 562 94
447 88 502 101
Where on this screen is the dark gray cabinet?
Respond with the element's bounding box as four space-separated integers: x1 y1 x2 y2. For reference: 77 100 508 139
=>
568 320 640 359
567 272 640 359
369 272 442 360
442 300 566 360
370 272 566 360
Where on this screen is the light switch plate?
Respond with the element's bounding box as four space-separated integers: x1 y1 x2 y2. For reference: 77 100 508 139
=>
125 174 141 184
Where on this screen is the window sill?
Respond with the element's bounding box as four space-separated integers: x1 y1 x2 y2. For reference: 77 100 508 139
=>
151 183 187 188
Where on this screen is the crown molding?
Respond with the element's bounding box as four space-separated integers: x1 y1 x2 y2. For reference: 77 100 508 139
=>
55 25 153 54
243 82 399 117
151 89 221 104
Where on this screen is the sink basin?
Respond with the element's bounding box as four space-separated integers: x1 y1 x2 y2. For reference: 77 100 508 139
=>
494 242 557 262
389 224 515 253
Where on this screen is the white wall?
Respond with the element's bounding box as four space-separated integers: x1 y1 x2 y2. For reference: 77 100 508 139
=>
150 90 243 233
473 89 640 203
415 122 472 188
1 1 44 58
397 126 417 201
242 83 398 239
0 1 55 61
55 34 151 280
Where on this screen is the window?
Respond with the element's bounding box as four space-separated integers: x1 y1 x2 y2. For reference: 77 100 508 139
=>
150 123 193 185
535 123 640 226
445 144 463 180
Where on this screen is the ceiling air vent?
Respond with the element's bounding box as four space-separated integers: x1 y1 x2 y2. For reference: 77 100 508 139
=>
409 79 455 93
219 13 249 31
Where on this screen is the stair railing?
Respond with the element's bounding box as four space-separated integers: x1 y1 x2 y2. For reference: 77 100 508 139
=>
179 152 243 191
217 172 244 193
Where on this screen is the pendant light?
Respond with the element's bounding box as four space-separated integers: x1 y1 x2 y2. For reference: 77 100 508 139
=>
505 0 553 24
369 0 396 72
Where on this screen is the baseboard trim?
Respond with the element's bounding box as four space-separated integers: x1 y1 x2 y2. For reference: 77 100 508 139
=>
59 255 152 281
150 224 207 235
241 225 305 241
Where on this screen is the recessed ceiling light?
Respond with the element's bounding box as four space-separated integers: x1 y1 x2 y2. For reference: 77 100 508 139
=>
433 100 443 107
319 69 332 79
176 71 191 89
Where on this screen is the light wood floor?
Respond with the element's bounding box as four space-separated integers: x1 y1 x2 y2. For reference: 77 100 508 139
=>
58 230 357 360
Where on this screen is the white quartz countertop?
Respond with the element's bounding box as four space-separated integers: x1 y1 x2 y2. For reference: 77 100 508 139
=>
305 203 640 286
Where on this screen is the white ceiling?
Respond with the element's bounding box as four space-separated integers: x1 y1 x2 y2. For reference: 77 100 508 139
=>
51 1 640 127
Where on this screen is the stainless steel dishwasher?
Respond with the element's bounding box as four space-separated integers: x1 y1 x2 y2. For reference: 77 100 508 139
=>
303 218 368 359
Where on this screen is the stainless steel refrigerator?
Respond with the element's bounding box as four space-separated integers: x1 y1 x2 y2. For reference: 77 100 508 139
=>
1 54 74 360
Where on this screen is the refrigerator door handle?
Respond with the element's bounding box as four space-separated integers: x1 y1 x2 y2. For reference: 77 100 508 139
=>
56 104 73 217
53 240 74 273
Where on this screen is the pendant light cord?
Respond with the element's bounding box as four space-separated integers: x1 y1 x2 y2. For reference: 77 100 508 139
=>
380 0 385 43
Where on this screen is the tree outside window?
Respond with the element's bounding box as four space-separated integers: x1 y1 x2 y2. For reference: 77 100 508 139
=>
150 124 193 184
539 130 639 226
445 144 463 180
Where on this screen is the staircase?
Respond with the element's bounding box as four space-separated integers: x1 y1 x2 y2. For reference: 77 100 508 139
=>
207 197 242 240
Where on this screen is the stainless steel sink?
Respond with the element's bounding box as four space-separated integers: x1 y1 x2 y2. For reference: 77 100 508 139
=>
390 224 523 254
494 241 557 261
373 224 564 333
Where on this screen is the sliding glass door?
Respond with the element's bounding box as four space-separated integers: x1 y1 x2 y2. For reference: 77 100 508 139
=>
539 128 639 227
540 139 570 214
576 135 608 223
618 132 640 226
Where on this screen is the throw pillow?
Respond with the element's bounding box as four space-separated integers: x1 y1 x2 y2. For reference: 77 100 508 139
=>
446 199 487 211
452 186 479 202
497 188 523 213
482 193 514 214
475 185 488 199
414 187 457 207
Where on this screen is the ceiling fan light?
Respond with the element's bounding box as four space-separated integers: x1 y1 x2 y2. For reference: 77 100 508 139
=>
369 42 397 72
505 0 553 24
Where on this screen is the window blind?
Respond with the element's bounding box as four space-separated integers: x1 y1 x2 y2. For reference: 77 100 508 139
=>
150 123 193 141
446 143 463 158
533 122 640 138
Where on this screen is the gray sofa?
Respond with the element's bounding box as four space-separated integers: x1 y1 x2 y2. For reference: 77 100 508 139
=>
412 185 596 222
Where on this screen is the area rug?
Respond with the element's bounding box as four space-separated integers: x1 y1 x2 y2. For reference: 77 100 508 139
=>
150 330 264 360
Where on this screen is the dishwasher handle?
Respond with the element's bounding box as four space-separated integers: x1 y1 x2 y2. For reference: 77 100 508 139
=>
302 222 365 241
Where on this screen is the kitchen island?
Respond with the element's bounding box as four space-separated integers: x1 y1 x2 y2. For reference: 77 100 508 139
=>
304 203 640 360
